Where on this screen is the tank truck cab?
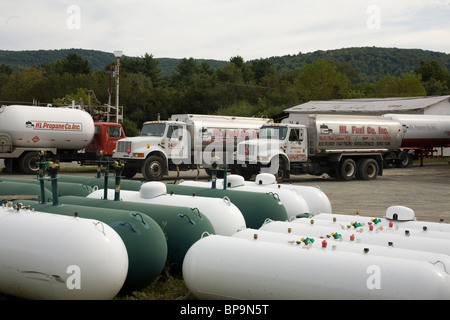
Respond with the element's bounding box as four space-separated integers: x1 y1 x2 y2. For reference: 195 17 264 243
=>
236 123 308 181
114 120 189 180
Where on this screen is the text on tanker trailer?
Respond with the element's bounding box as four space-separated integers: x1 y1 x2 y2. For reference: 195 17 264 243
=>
383 113 450 167
234 114 404 181
0 105 126 174
113 114 272 180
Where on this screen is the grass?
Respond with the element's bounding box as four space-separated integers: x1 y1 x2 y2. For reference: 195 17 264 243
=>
117 268 194 300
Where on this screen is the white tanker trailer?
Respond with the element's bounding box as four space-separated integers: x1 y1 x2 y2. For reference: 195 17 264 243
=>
383 113 450 166
0 105 125 174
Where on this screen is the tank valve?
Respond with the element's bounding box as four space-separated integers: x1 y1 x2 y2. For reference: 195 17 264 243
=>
351 222 362 228
331 232 341 240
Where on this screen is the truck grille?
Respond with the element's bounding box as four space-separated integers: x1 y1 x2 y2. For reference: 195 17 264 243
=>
116 141 131 153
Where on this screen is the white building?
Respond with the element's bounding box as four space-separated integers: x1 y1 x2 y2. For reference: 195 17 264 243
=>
285 95 450 116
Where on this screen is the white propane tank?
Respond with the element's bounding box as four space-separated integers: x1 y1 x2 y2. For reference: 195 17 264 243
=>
182 234 450 300
293 217 450 241
179 175 311 220
252 173 332 214
0 105 95 149
311 208 450 233
88 182 247 236
0 203 128 300
232 228 450 271
260 220 450 256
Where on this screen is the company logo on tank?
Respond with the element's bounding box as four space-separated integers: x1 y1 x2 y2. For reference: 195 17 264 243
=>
31 121 83 131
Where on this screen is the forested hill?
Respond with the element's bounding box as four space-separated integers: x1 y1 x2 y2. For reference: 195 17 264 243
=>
0 48 226 76
1 47 449 81
268 47 450 83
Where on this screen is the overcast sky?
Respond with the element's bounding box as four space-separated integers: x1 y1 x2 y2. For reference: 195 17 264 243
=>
1 0 449 61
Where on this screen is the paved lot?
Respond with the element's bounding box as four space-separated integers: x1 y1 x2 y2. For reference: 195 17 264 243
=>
2 159 449 223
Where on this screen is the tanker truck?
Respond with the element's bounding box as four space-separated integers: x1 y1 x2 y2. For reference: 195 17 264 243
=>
382 113 450 167
113 114 272 180
0 105 126 174
234 114 404 181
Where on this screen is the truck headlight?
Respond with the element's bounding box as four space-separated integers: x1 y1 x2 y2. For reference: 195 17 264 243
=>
133 153 145 158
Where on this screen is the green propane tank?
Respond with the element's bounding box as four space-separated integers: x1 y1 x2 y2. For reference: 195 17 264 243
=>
57 174 143 191
0 177 93 197
166 184 289 229
59 195 215 269
0 181 52 203
14 200 168 293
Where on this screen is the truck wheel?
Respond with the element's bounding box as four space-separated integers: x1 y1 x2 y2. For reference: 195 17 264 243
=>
337 158 356 181
275 158 289 182
356 158 379 180
19 152 40 175
396 151 412 168
142 155 166 181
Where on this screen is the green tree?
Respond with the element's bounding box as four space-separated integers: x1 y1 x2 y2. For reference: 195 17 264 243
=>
250 58 275 84
294 59 350 101
229 56 253 83
61 53 91 75
121 53 163 87
415 60 450 95
375 72 426 97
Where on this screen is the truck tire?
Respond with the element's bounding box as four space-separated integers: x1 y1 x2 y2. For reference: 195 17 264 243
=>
356 158 379 180
19 152 40 175
275 157 289 182
337 158 356 181
141 155 166 181
396 151 412 168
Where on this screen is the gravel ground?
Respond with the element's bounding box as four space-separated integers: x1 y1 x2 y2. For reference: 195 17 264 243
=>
2 159 449 223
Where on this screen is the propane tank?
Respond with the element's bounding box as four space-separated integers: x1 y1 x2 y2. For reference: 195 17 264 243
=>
310 208 450 233
252 173 332 214
260 220 450 256
179 176 310 220
0 105 95 149
180 173 332 215
293 217 450 241
166 184 289 229
88 182 245 236
57 174 143 191
232 228 450 270
14 200 167 292
0 181 52 203
0 203 128 300
183 234 450 300
59 195 215 268
0 177 93 197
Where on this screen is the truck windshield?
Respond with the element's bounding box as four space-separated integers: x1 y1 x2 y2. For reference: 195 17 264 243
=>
140 123 166 137
259 126 288 140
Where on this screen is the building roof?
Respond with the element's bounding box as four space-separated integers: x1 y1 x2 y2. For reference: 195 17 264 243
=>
285 96 450 114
